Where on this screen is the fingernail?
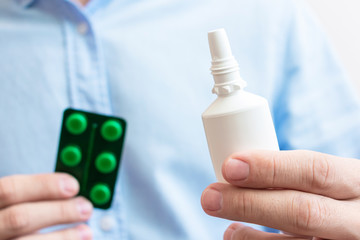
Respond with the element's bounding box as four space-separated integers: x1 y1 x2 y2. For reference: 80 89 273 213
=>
77 225 92 240
225 223 245 240
77 197 93 219
225 159 249 181
223 227 234 240
202 189 222 211
60 176 79 195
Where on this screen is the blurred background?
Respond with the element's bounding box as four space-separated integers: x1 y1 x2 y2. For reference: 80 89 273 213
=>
305 0 360 92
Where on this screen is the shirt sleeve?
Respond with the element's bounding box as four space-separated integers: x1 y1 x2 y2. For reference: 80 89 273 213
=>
273 1 360 158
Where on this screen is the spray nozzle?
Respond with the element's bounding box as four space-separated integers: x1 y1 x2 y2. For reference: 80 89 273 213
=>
208 28 233 62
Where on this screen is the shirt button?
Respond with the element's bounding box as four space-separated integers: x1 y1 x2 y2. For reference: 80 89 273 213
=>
77 22 89 35
100 215 116 232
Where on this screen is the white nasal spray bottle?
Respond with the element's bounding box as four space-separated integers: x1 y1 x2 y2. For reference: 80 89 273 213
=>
202 29 279 182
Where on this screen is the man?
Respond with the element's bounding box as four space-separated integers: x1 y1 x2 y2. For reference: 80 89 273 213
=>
1 0 360 239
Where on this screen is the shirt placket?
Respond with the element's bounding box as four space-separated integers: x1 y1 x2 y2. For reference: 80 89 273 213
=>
61 1 112 114
50 1 127 239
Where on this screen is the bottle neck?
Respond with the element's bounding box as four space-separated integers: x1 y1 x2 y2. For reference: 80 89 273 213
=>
212 70 247 96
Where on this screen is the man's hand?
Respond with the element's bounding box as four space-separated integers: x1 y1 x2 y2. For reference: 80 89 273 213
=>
0 173 93 240
201 150 360 240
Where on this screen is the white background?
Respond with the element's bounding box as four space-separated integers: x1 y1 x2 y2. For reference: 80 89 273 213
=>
305 0 360 92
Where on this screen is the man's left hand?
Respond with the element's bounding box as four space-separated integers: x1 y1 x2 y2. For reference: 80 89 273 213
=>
201 150 360 240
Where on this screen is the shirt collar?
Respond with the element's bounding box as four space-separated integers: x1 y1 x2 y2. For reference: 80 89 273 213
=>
14 0 36 8
14 0 113 14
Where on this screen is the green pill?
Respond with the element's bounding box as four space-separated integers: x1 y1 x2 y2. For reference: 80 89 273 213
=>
101 120 122 141
61 145 82 167
66 113 87 135
90 184 111 205
95 152 117 174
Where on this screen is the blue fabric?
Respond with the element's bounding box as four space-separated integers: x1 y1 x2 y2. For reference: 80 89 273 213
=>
1 0 360 239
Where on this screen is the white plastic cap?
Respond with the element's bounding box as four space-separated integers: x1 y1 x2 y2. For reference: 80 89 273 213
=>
208 28 233 61
208 28 246 95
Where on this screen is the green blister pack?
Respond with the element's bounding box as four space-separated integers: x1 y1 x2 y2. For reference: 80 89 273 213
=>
55 108 126 209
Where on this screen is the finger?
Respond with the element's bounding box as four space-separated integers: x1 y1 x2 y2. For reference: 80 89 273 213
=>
0 173 79 209
0 197 93 239
14 224 92 240
222 150 360 199
224 222 307 240
201 183 358 239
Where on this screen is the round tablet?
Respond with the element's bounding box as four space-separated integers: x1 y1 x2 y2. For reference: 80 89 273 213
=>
66 113 87 135
95 152 117 174
101 120 122 141
90 184 111 205
60 145 82 167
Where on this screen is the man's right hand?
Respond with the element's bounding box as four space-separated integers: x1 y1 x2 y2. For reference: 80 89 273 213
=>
0 173 93 240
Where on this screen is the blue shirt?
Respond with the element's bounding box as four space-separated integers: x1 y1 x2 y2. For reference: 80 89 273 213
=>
1 0 360 239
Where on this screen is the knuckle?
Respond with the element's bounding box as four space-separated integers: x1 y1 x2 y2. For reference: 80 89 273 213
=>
6 206 30 232
289 193 326 232
255 150 282 186
60 228 79 240
67 225 92 240
36 174 58 195
234 191 254 218
0 176 17 204
308 152 334 190
231 226 252 240
269 152 279 185
58 201 75 221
